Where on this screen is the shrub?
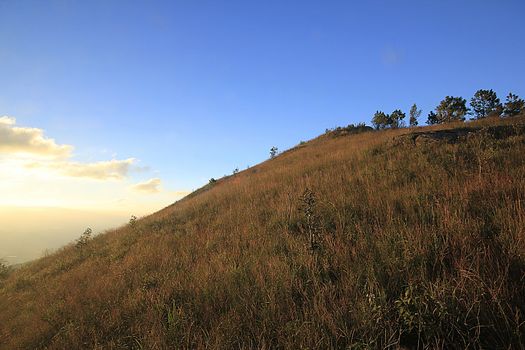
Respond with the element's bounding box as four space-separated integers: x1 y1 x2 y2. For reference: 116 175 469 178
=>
129 215 137 228
299 188 321 252
330 123 373 136
0 260 10 280
75 227 92 250
270 146 278 159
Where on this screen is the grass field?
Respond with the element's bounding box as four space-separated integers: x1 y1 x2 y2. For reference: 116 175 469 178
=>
1 115 525 349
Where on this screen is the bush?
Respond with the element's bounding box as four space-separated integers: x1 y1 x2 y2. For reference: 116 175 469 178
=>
0 260 10 280
270 146 278 159
75 227 92 250
330 123 373 136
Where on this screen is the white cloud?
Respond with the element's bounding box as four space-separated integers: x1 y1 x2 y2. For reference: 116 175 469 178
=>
24 157 138 181
0 116 72 158
0 117 139 181
131 178 162 193
0 117 189 215
54 158 136 180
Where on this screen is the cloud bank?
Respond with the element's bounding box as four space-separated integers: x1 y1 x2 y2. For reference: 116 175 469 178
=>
25 158 137 180
0 116 189 218
60 159 136 180
0 116 72 158
131 178 162 193
1 116 139 181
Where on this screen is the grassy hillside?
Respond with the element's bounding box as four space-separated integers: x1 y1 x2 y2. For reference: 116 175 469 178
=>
1 116 525 349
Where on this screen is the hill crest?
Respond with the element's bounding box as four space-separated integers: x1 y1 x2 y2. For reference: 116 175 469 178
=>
1 115 525 349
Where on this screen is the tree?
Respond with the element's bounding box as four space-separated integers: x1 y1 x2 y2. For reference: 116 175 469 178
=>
427 111 439 125
503 92 524 116
409 103 421 127
270 146 278 159
372 111 390 130
390 109 406 128
470 89 502 119
434 96 468 123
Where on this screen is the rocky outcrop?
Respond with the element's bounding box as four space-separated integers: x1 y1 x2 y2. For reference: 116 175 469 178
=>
394 123 525 146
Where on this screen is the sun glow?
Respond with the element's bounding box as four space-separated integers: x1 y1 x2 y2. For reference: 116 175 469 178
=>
0 116 189 263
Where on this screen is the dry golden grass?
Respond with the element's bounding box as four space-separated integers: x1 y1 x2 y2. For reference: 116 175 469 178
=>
1 115 525 349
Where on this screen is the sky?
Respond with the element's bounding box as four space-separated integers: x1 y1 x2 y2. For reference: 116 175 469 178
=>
1 0 524 263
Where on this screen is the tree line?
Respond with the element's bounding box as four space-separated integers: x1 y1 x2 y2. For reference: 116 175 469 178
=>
371 90 524 129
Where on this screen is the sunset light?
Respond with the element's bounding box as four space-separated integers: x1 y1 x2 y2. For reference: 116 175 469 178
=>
1 1 524 347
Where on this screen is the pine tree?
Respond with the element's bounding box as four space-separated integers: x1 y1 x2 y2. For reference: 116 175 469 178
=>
470 89 502 119
427 111 439 125
503 92 524 116
390 109 406 128
435 96 468 123
409 103 421 126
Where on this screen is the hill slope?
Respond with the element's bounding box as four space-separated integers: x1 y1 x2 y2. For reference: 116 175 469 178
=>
1 116 525 349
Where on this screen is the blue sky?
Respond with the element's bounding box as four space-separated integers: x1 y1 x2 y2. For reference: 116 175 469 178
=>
1 0 524 193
